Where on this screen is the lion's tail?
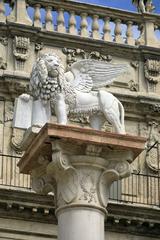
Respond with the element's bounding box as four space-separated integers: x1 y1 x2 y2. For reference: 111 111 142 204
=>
118 100 125 134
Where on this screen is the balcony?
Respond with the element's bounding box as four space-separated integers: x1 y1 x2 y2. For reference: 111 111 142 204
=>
0 152 159 208
0 0 160 49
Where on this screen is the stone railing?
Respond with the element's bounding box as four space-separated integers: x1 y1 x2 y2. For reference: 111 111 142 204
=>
0 0 160 48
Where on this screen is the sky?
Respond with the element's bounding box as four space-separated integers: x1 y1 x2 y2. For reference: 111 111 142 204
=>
76 0 160 13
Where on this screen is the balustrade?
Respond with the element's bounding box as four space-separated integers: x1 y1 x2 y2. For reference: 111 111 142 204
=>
1 0 160 50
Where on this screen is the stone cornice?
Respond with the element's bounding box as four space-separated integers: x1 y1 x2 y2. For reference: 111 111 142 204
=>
106 202 160 237
0 188 56 223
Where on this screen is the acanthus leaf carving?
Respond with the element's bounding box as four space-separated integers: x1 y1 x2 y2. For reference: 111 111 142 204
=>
98 169 119 207
98 159 131 207
47 144 78 204
79 170 97 204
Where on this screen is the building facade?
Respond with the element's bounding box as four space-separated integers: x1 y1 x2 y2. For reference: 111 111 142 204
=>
0 0 159 239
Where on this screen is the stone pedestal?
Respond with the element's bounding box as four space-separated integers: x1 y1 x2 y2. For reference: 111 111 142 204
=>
18 123 146 240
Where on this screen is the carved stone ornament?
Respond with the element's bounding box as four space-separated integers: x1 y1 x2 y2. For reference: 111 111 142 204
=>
62 47 112 68
30 140 134 212
11 128 25 154
144 59 160 92
13 36 30 60
0 57 7 70
130 61 139 69
145 122 160 172
128 80 139 92
35 42 44 52
29 53 127 134
13 36 30 70
0 36 8 46
0 37 8 70
150 104 160 113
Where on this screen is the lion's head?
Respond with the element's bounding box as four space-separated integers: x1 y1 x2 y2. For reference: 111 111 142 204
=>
30 53 65 102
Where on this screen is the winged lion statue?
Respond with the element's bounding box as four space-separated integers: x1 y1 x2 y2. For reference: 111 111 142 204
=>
30 53 128 134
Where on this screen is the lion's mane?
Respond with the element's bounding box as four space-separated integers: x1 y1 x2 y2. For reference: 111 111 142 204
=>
30 53 76 108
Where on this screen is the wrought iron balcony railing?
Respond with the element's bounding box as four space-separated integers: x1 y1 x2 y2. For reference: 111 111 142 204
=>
0 153 159 208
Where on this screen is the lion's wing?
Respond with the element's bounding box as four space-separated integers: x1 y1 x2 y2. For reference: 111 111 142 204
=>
70 59 128 92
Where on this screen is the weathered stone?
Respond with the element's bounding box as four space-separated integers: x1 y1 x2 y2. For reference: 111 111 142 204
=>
12 94 32 129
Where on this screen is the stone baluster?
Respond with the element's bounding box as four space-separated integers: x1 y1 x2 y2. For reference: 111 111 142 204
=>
69 11 77 35
126 21 135 45
80 13 89 37
92 15 100 39
136 24 145 46
33 4 42 28
103 17 112 41
7 0 32 26
57 8 66 33
114 19 123 43
0 0 5 23
45 6 54 31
